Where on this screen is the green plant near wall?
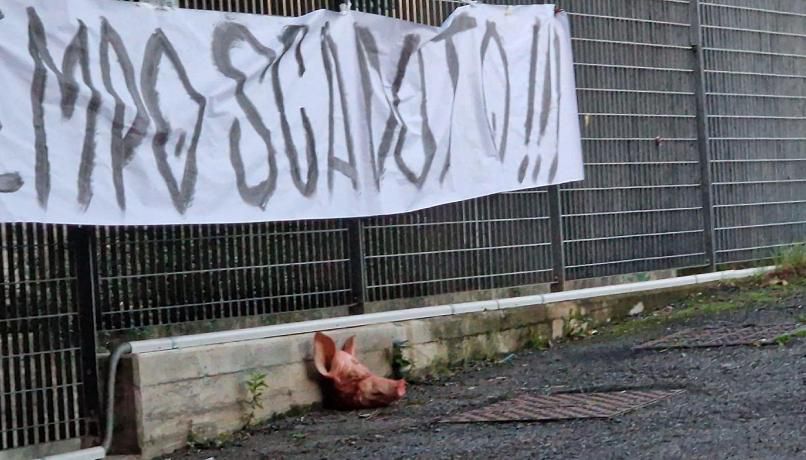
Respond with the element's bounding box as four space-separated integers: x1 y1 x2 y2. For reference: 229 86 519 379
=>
243 371 268 428
391 340 412 379
564 312 594 340
773 243 806 276
525 331 551 350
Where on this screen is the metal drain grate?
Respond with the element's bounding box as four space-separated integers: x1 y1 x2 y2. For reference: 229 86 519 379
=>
441 389 684 423
634 324 802 350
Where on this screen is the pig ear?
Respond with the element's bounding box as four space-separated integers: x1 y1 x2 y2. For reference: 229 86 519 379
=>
395 380 406 398
313 332 336 377
342 336 357 355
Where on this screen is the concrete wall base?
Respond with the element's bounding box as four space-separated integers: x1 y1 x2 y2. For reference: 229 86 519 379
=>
112 282 705 459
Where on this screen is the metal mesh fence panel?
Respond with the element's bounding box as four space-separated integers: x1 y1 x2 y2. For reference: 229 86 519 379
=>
702 0 806 264
363 192 554 302
96 222 353 331
559 0 709 280
0 225 90 450
176 0 332 14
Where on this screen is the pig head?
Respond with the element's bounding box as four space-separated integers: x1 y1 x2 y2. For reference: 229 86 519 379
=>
313 332 406 410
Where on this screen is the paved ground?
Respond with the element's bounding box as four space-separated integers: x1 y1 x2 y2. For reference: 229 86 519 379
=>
168 281 806 460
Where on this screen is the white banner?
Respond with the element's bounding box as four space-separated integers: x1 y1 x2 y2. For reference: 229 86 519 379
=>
0 0 583 225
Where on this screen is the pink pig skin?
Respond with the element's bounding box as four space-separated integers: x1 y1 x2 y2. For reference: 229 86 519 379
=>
313 332 407 410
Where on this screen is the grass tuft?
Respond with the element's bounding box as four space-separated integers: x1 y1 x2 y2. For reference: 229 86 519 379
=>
604 275 805 338
774 328 806 346
772 243 806 278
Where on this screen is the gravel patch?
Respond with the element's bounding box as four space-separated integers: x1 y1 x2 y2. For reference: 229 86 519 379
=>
166 284 806 460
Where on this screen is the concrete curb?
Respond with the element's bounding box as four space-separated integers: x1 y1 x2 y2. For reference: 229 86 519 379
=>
128 266 774 354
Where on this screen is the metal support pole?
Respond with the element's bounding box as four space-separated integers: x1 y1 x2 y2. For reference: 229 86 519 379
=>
689 0 717 272
347 219 367 315
548 185 566 291
68 225 103 444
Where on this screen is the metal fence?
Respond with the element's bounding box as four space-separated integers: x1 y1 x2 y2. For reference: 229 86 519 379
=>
702 0 806 265
561 0 708 280
0 225 99 451
2 0 804 452
95 222 353 332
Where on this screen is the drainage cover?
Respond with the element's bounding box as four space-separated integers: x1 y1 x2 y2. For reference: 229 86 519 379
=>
634 324 801 350
441 389 684 423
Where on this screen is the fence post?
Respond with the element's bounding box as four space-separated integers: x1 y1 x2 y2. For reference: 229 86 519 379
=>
67 225 103 444
548 186 566 291
690 0 717 272
347 219 367 315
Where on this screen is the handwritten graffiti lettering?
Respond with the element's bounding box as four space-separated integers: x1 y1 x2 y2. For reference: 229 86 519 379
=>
321 21 359 192
100 18 150 210
211 22 279 210
0 0 582 225
0 118 23 193
0 115 23 194
274 25 319 196
141 29 206 214
396 49 439 189
427 13 476 184
524 21 541 148
28 7 101 210
354 27 419 189
0 172 24 193
480 20 510 163
547 28 564 183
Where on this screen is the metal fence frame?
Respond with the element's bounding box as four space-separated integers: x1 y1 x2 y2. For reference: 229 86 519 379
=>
2 0 804 452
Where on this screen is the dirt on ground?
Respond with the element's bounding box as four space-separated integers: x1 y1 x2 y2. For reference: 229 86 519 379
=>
166 281 806 460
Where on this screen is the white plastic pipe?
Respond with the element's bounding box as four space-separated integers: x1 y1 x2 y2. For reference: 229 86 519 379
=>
128 266 774 354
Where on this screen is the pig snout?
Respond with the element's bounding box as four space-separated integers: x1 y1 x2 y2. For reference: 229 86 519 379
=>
356 375 407 408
